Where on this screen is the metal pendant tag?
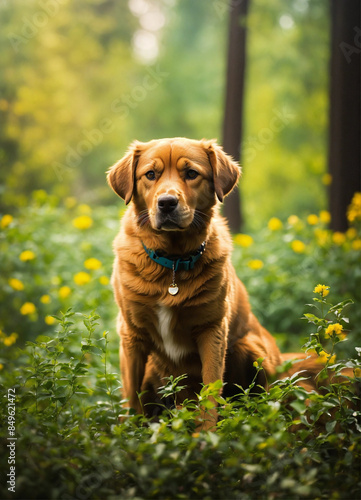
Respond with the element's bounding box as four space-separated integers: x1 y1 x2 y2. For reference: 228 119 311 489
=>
168 262 179 295
168 284 179 295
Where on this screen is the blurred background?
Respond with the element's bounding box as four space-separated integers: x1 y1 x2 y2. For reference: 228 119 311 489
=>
2 0 359 231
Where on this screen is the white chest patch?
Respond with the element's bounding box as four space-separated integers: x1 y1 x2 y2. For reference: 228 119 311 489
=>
157 305 190 363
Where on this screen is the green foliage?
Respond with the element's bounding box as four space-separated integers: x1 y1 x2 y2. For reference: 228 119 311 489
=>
0 192 118 346
232 212 361 354
0 198 360 499
0 292 360 499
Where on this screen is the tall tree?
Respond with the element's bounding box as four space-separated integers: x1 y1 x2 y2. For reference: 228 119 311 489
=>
222 0 250 233
328 0 361 231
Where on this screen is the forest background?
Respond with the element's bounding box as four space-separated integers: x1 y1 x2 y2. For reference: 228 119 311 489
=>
1 0 334 228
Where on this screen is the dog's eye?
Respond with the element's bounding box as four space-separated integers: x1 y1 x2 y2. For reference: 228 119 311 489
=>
145 170 156 180
186 169 199 180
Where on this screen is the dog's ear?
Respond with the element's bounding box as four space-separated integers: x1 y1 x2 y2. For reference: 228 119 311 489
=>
107 141 144 204
202 140 241 202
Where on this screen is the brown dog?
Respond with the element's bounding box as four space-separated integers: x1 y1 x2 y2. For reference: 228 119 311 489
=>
107 137 308 429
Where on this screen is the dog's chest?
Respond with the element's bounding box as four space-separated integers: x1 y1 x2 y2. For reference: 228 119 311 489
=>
156 305 193 363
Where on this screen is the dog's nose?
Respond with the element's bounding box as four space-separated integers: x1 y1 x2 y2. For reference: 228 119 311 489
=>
157 195 178 214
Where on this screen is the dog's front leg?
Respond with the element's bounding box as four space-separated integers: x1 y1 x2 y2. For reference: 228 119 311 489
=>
120 335 148 414
196 324 227 431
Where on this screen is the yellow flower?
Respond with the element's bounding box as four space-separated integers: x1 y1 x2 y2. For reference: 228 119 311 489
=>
325 323 344 338
314 229 330 246
84 258 102 270
19 250 36 261
307 214 319 225
78 204 92 214
45 315 56 325
332 232 346 245
247 259 264 270
8 278 24 291
347 192 361 222
291 240 306 253
0 363 3 370
319 210 331 224
99 276 110 286
322 173 332 186
72 215 93 230
3 333 18 347
346 227 357 240
65 197 77 209
74 272 91 285
59 286 71 299
20 302 36 315
317 350 336 364
287 215 299 226
268 217 283 231
40 294 51 304
352 239 361 250
313 284 330 297
234 234 254 247
1 214 13 228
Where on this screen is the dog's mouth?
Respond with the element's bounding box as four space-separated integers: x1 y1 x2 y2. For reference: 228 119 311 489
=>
155 214 187 231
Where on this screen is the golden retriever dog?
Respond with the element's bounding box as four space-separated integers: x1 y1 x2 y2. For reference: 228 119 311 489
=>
107 137 318 430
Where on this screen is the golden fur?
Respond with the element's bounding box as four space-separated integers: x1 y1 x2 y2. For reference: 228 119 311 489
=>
107 137 319 429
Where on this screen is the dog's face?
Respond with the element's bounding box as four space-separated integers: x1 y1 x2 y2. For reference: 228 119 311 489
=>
107 138 240 232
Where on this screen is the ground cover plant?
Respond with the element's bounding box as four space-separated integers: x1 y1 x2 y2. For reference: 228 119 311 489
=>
0 192 360 499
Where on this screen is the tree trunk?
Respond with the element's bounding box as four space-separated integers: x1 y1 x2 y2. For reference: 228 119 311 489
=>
328 0 361 231
222 0 250 233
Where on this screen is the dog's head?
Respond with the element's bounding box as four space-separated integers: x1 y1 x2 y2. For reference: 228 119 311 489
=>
107 138 240 232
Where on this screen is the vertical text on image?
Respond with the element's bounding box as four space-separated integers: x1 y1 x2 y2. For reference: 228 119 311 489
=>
7 388 16 494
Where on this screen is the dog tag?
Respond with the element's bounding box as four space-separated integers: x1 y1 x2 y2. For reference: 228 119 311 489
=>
168 284 179 295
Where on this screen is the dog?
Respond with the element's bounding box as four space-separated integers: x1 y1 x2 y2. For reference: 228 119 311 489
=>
107 137 320 430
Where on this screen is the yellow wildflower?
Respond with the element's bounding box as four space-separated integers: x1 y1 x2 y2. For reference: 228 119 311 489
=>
74 272 91 285
0 363 3 370
45 315 56 325
72 215 93 230
291 240 306 253
352 239 361 250
65 197 77 209
234 234 254 247
247 259 264 270
317 350 336 365
313 284 330 297
325 323 344 338
84 258 102 270
332 232 346 245
347 192 361 222
346 227 357 240
314 229 330 246
322 173 332 186
268 217 283 231
1 214 13 228
99 276 110 286
59 286 71 299
287 215 299 226
19 250 36 261
40 294 51 304
319 210 331 224
78 204 92 214
20 302 36 315
307 214 319 226
8 278 24 291
3 333 18 347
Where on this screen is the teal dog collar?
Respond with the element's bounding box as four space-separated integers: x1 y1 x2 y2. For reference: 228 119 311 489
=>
142 241 206 295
